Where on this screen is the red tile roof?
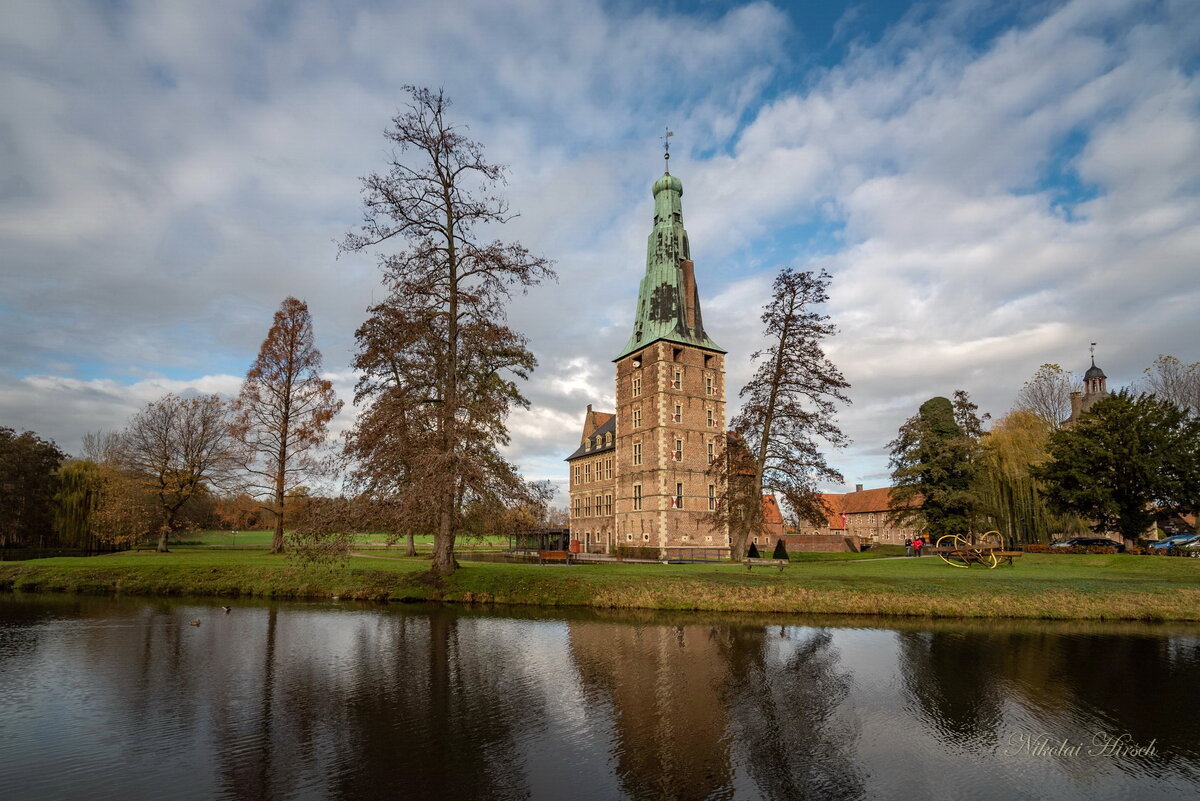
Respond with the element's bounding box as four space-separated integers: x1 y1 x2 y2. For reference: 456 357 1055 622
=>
761 494 786 538
819 487 919 530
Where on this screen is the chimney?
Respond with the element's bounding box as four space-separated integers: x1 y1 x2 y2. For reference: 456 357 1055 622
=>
855 484 864 493
680 259 697 330
1069 391 1082 420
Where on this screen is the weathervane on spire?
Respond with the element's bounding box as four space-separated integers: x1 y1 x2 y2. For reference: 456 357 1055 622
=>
663 128 674 173
1090 341 1097 364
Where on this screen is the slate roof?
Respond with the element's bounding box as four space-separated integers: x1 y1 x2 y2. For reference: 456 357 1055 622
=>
565 414 616 461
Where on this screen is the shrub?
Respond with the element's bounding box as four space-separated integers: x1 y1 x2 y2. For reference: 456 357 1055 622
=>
614 545 660 560
772 539 788 560
747 542 761 559
1022 544 1117 554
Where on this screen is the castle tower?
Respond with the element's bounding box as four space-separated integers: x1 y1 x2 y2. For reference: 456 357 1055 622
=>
611 169 728 553
1068 344 1110 424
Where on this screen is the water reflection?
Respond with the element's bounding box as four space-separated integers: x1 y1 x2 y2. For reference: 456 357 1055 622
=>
0 597 1198 801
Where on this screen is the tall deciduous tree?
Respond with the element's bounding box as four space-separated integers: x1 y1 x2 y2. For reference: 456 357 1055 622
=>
888 392 987 540
1141 354 1200 414
121 393 235 552
231 297 342 554
0 427 65 549
1014 363 1078 428
711 268 850 559
341 86 554 576
1035 391 1200 539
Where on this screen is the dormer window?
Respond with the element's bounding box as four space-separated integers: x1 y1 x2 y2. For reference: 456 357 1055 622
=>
605 432 612 446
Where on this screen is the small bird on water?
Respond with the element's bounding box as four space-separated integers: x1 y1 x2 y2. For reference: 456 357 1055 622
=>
188 620 201 627
221 606 231 614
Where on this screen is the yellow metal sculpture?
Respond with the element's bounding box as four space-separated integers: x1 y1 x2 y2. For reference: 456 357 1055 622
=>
935 531 1004 568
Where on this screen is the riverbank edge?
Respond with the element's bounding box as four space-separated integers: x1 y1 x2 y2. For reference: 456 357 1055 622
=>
3 559 1200 622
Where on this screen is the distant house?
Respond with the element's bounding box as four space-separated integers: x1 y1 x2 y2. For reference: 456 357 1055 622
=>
793 484 923 546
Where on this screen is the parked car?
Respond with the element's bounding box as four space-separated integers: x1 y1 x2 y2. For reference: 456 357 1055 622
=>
1050 537 1126 552
1150 534 1199 551
1182 538 1200 557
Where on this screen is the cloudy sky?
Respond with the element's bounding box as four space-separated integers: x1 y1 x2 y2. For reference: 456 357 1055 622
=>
2 0 1198 500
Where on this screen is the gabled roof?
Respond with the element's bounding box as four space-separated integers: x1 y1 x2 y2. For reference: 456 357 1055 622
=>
565 413 616 461
761 494 786 538
819 487 920 529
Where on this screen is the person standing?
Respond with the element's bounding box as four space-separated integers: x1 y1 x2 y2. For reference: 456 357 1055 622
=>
914 536 924 557
904 537 913 557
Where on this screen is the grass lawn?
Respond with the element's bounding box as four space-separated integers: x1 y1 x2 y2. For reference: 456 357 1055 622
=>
3 548 1200 620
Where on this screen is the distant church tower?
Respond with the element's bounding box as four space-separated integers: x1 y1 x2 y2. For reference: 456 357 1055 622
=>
1068 343 1109 424
566 156 729 554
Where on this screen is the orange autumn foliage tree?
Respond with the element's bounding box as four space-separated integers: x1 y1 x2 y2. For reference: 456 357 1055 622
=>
231 297 342 554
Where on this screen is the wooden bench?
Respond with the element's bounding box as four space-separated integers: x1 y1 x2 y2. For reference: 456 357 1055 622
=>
996 550 1023 566
743 558 788 572
537 550 573 565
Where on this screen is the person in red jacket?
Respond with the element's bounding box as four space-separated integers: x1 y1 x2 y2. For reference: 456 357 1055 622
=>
913 536 924 557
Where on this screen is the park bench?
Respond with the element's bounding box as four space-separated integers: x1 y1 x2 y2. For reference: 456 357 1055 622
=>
995 550 1023 566
743 558 788 572
537 550 573 565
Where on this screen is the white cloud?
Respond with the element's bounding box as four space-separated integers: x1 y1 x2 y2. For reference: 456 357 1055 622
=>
1 0 1198 496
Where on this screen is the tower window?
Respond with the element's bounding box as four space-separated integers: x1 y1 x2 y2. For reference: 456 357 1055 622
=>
633 442 642 466
605 458 613 479
675 483 684 509
633 484 642 511
706 409 714 427
704 354 714 368
633 408 642 428
707 442 715 465
706 376 715 395
672 369 682 389
632 376 641 396
673 404 682 423
673 438 683 461
709 485 716 511
672 347 683 361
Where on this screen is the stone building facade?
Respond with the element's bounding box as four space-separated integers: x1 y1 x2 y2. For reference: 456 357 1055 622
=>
567 168 730 554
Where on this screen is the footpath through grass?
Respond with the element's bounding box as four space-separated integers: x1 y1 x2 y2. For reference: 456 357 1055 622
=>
3 549 1199 621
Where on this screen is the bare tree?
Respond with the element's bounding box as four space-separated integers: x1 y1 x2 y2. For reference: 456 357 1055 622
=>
230 297 342 554
121 394 235 552
341 86 554 576
711 268 850 559
81 430 123 463
1141 354 1200 414
1014 364 1078 428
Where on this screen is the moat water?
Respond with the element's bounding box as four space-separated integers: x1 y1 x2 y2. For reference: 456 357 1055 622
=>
1 595 1198 800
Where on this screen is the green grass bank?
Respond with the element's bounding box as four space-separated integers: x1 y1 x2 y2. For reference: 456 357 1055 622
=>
3 549 1200 621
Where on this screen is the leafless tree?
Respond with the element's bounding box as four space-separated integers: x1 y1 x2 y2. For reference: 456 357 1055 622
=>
1141 354 1200 414
1013 363 1079 428
341 86 554 576
120 393 235 552
81 430 123 463
710 268 850 558
230 297 342 554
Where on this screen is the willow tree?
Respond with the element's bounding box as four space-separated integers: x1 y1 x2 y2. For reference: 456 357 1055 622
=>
230 297 342 554
341 87 554 576
975 410 1082 546
53 459 102 549
711 268 850 558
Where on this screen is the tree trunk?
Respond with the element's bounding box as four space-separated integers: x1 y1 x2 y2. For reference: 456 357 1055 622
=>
156 527 170 553
405 532 416 557
432 502 458 575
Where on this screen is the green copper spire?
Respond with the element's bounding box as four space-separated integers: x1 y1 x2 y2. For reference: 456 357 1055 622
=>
615 171 725 361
